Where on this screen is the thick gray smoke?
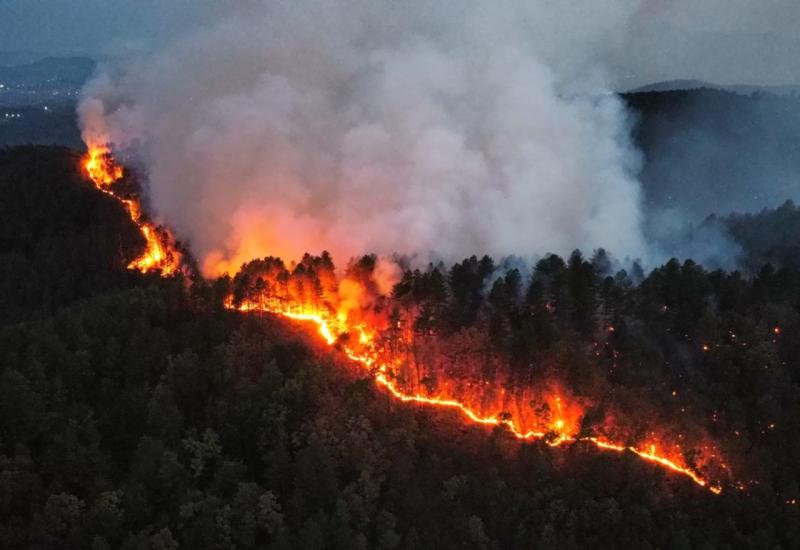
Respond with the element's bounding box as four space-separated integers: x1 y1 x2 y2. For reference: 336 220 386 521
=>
79 0 649 276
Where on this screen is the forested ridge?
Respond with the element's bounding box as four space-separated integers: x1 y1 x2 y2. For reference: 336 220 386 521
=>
2 146 800 549
0 146 145 322
721 199 800 270
623 88 800 218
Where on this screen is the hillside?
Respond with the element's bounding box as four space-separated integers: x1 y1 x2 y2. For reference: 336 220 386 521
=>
0 146 144 322
1 146 800 548
721 200 800 270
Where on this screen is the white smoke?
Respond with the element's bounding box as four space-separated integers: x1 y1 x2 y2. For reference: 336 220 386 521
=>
79 0 649 276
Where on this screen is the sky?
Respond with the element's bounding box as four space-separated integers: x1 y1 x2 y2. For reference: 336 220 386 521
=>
0 0 220 59
1 0 799 88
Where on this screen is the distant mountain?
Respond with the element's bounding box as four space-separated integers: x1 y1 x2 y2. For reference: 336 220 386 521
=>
0 51 46 67
0 56 95 146
0 56 94 85
721 199 800 270
728 84 800 97
623 87 800 219
628 80 714 93
629 79 800 97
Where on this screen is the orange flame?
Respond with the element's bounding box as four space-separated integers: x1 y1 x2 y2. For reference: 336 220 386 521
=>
84 145 123 186
228 294 724 494
83 144 182 275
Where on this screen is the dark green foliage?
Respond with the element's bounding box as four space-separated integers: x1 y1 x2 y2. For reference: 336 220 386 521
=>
0 146 146 322
722 199 800 270
2 145 800 548
392 252 800 495
4 281 797 549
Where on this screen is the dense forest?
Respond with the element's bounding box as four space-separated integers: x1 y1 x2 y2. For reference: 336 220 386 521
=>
721 200 800 271
2 146 800 548
0 146 145 322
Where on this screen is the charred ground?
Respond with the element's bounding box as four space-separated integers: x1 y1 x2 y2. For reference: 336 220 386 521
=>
1 146 800 548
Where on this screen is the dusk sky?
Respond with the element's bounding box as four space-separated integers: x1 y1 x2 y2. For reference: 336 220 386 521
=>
1 0 799 88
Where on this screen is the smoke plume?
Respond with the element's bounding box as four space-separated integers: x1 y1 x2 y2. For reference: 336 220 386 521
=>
79 0 649 276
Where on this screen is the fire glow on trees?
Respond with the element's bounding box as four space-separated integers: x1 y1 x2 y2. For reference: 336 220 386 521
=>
83 145 182 275
225 256 728 494
83 148 729 495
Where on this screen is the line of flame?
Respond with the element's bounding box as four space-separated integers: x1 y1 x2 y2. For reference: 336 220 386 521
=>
232 300 722 494
83 145 181 275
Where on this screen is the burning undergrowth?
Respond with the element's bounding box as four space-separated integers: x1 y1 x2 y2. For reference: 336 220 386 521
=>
222 253 732 493
81 147 753 496
83 144 185 276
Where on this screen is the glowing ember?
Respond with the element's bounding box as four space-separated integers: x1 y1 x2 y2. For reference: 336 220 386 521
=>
228 293 724 494
82 144 182 275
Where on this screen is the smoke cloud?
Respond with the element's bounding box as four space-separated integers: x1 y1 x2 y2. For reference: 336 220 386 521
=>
79 0 651 276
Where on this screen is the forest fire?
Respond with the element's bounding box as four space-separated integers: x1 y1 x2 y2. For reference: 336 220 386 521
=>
84 145 122 186
225 256 726 495
82 149 728 496
82 145 182 275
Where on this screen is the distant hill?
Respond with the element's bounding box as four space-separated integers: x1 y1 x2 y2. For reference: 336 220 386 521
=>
629 79 800 97
0 56 95 107
628 80 713 93
0 56 94 84
721 199 800 270
623 87 800 219
0 56 94 147
0 51 47 66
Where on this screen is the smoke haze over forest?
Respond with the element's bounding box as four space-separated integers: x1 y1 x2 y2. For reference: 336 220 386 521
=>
80 1 653 275
71 1 799 273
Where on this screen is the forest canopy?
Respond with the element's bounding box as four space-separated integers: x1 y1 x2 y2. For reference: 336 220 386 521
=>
1 146 800 549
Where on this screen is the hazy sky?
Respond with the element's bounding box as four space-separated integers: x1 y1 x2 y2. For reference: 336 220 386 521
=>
2 0 798 88
0 0 220 58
